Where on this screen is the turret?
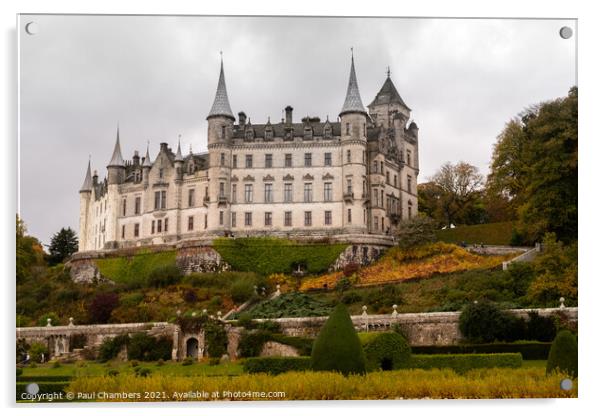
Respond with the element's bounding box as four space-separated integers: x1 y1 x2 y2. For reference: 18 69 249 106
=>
206 54 235 145
107 125 125 185
174 137 184 181
142 143 152 185
78 159 93 251
367 68 411 129
339 51 368 233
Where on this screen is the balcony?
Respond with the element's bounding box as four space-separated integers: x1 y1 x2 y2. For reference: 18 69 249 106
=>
218 195 229 206
343 192 354 203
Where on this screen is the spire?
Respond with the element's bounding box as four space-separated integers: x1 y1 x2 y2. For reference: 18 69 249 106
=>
107 124 125 167
142 142 152 167
207 53 235 120
174 136 183 162
340 49 366 116
80 158 92 192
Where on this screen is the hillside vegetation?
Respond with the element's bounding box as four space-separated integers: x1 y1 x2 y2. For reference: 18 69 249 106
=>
435 222 515 245
299 242 515 291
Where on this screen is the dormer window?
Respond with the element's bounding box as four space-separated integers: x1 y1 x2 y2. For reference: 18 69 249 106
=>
303 126 313 140
188 163 194 174
245 128 254 141
324 124 332 139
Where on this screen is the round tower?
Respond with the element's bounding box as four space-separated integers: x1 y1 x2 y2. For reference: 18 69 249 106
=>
339 52 369 234
206 55 235 235
78 159 93 251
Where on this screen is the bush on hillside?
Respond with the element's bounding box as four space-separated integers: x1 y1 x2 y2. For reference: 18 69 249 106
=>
363 332 412 371
243 357 311 375
396 215 437 249
204 321 228 358
526 312 557 342
546 330 578 377
28 342 49 363
435 221 515 246
88 292 119 324
127 333 172 361
459 301 525 343
230 279 255 303
146 265 182 288
311 303 366 375
98 334 130 361
37 312 60 327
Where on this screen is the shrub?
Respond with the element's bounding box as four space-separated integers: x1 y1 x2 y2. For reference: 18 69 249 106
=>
204 321 228 358
127 333 172 362
311 303 366 375
16 368 23 377
134 367 152 377
146 264 182 288
236 313 254 329
396 215 437 249
157 359 165 366
181 357 194 366
28 342 49 363
37 312 60 327
363 332 412 371
526 312 557 342
209 357 221 366
238 330 274 358
546 330 578 377
98 334 130 361
88 292 120 324
230 279 255 303
405 353 522 373
182 289 198 304
340 290 362 305
459 301 524 343
107 369 119 377
243 357 311 375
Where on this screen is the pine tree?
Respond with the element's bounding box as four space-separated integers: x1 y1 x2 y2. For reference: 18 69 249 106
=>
47 227 78 265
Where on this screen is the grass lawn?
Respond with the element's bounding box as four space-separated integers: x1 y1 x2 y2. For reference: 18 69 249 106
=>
19 360 243 378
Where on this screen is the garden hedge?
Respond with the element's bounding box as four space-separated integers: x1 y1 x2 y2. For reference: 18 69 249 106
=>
213 237 347 275
546 330 578 377
411 341 552 360
363 332 412 371
403 353 522 373
242 357 311 375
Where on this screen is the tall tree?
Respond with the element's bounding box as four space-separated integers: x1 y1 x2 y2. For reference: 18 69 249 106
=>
428 161 484 227
487 87 577 242
16 215 45 283
47 227 78 265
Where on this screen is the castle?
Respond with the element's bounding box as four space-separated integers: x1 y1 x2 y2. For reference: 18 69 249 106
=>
77 54 419 252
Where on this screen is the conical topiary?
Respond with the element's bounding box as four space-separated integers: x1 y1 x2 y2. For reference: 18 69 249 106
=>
546 330 578 377
310 303 366 375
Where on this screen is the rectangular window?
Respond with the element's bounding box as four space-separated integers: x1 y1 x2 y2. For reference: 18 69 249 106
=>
304 211 312 227
347 149 352 163
284 211 292 227
304 183 313 202
219 182 225 198
407 175 412 193
121 225 125 239
244 184 253 203
408 205 413 218
151 220 155 234
264 183 273 203
347 179 352 195
406 150 412 166
324 182 332 201
346 123 350 135
394 175 398 187
264 212 272 226
325 210 332 225
245 212 252 226
284 153 292 167
348 208 352 223
134 223 139 237
188 189 195 207
220 152 225 166
219 211 224 225
162 191 166 209
231 184 237 203
265 154 273 168
245 154 253 168
374 216 379 230
304 153 312 167
231 212 237 228
374 189 378 207
324 152 332 166
187 216 194 231
232 155 237 168
154 191 160 210
122 199 127 216
284 183 293 202
204 214 208 229
157 219 162 233
164 218 168 232
135 196 141 214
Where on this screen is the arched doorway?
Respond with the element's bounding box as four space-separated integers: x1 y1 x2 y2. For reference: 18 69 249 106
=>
186 337 199 359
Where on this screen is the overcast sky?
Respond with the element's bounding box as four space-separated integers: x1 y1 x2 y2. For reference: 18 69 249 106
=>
18 15 576 245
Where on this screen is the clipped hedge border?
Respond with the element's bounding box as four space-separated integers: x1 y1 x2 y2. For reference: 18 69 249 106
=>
242 357 311 375
17 375 73 382
412 342 551 360
404 353 522 373
16 381 70 401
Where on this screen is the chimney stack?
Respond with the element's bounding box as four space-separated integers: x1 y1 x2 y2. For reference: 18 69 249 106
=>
285 106 293 124
238 111 247 126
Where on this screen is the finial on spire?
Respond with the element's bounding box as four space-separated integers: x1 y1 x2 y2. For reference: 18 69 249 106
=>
142 141 152 167
386 66 391 78
351 46 354 57
174 135 183 162
80 158 93 192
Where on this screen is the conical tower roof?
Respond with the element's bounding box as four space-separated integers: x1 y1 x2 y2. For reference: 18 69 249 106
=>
174 138 184 162
207 55 235 120
340 53 366 116
142 143 153 167
80 159 93 192
107 125 125 167
368 72 410 110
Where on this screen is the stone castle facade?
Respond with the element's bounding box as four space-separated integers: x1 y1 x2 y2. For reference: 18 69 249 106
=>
77 55 419 252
